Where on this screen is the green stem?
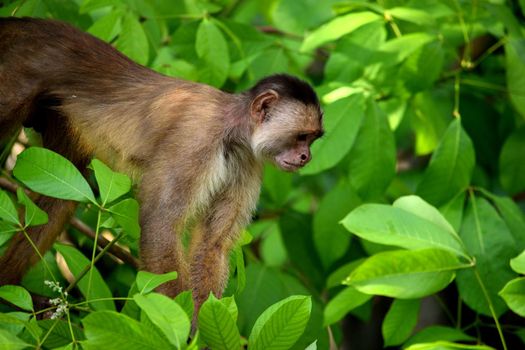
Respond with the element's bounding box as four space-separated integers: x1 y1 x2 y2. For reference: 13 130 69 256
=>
20 227 57 283
37 318 60 348
65 231 123 294
473 269 507 350
87 210 103 302
453 73 461 118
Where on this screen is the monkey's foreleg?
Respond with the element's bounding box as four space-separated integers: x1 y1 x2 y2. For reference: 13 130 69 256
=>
188 191 252 312
0 197 77 285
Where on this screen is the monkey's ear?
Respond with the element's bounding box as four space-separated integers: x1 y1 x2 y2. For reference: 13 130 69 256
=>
251 89 279 123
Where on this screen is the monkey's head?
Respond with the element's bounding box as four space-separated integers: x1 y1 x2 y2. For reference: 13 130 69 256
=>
248 74 324 172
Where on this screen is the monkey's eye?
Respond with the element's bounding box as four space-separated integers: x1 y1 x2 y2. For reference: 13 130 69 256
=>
297 133 308 142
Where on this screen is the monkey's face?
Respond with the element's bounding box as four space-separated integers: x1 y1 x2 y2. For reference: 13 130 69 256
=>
250 91 323 172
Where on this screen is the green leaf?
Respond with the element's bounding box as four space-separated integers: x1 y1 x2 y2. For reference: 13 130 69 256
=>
456 195 518 316
348 99 396 199
439 192 466 234
301 12 381 52
382 299 420 346
249 295 311 350
388 7 435 25
0 190 19 225
342 200 469 259
220 296 239 321
116 13 149 65
196 18 230 87
416 119 475 207
16 188 48 227
301 94 366 175
0 329 30 350
510 250 525 274
38 319 85 349
0 312 28 335
323 287 371 326
393 196 457 238
13 147 96 204
499 277 525 317
271 0 335 35
499 127 525 195
404 326 475 348
480 191 525 249
401 41 444 93
87 9 122 42
54 244 115 311
506 38 525 120
405 341 494 350
108 198 141 239
0 285 33 311
82 311 172 350
410 90 452 155
134 293 191 348
380 33 436 64
198 293 240 350
174 290 194 321
89 159 131 206
313 181 360 269
136 271 178 294
79 0 119 13
345 249 467 298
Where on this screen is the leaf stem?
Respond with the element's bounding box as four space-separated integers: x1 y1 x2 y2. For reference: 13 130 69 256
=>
473 269 507 350
20 227 57 283
65 231 123 294
87 209 103 302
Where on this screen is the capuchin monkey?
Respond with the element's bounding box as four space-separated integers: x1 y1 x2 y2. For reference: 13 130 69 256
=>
0 17 323 309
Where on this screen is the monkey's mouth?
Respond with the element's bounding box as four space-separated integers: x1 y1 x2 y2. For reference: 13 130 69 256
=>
280 160 302 172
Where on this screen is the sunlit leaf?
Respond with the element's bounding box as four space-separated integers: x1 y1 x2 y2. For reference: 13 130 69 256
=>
345 249 467 298
13 147 96 204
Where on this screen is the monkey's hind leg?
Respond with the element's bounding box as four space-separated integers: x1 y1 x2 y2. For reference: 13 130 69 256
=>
0 110 89 285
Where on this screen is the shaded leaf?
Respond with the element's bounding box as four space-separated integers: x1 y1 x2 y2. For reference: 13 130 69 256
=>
108 198 141 240
348 99 396 199
382 299 420 346
323 287 370 326
416 119 475 207
456 195 518 316
17 188 48 227
54 244 115 311
302 94 366 175
499 127 525 195
0 190 19 225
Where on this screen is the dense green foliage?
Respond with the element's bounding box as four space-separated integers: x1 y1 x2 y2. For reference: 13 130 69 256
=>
1 0 525 349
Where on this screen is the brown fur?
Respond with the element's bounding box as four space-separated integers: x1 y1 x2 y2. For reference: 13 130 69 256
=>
0 17 322 309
